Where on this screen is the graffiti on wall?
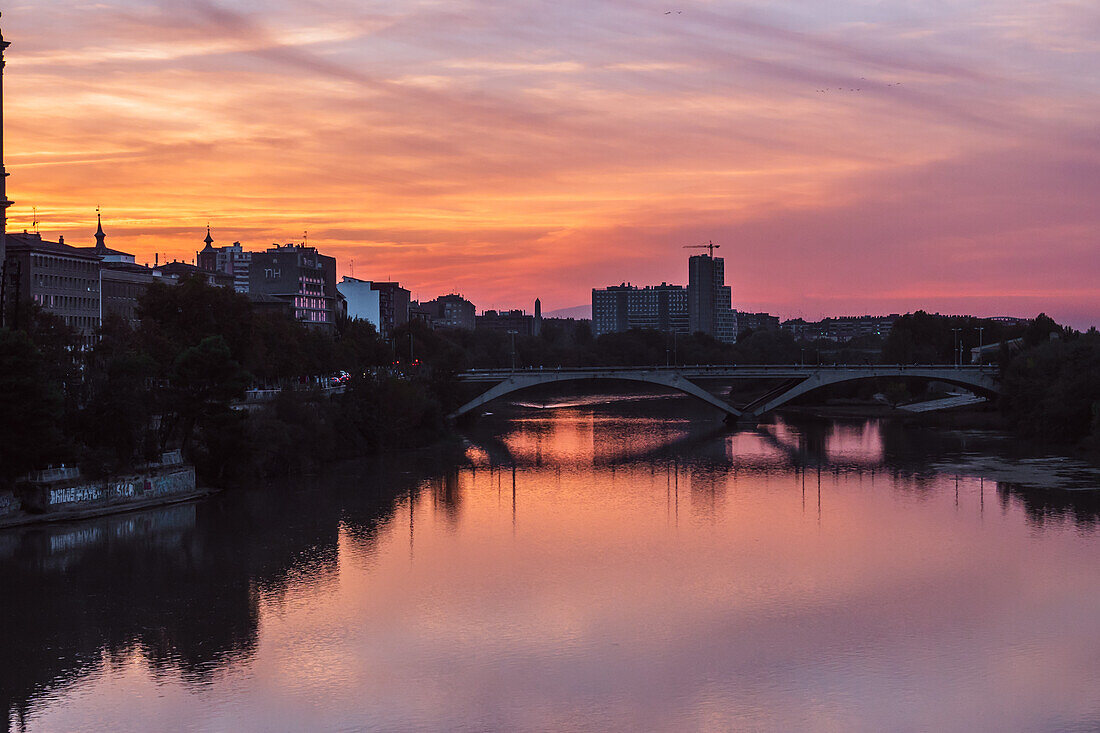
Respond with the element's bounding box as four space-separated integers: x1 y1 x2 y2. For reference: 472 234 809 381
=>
0 491 20 516
47 468 196 508
148 469 196 497
49 484 103 506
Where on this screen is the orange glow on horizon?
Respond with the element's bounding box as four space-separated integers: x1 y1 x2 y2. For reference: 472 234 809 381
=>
4 3 1099 326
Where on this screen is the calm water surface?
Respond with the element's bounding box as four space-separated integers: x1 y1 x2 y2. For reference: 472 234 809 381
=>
3 396 1100 732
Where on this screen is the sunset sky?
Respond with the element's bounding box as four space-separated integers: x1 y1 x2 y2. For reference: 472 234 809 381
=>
4 1 1099 326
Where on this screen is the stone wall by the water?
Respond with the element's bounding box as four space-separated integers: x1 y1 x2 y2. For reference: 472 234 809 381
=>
18 467 197 515
0 490 20 518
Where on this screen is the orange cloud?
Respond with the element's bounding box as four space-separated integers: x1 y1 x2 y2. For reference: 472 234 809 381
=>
4 1 1099 326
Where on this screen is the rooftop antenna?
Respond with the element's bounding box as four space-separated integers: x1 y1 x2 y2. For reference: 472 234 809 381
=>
32 206 38 234
350 258 355 277
303 230 307 246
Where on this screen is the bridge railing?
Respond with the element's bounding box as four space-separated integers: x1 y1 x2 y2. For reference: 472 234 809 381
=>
458 364 998 378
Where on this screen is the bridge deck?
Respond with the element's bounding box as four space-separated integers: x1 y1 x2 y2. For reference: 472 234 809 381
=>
458 365 997 382
449 364 999 421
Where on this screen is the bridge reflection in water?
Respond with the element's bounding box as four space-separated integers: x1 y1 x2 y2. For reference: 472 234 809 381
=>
3 408 1098 733
451 365 1000 421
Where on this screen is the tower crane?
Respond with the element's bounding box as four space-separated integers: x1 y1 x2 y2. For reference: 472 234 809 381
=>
683 240 720 257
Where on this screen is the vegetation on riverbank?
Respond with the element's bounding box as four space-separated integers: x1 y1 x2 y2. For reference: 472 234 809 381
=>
3 275 1098 489
0 278 448 489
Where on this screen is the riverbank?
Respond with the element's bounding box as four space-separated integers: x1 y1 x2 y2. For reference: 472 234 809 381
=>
0 487 219 530
0 460 209 530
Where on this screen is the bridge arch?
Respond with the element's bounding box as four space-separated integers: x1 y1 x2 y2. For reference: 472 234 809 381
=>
746 369 1000 418
450 366 1000 422
449 370 741 420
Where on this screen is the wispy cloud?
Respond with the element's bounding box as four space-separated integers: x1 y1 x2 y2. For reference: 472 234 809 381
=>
4 0 1099 326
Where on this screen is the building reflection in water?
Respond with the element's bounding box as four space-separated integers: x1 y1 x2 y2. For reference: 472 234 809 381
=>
3 395 1098 732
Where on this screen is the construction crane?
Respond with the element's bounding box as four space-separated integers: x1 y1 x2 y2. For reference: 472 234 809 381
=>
683 240 720 257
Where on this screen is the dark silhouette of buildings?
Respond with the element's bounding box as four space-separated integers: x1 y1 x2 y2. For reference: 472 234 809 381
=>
736 311 780 337
197 230 251 293
161 260 233 288
79 213 176 330
592 283 689 337
591 253 736 342
248 244 337 329
4 231 101 345
337 277 411 337
419 294 476 330
477 308 537 336
100 265 158 329
370 281 410 338
687 254 736 342
781 315 897 342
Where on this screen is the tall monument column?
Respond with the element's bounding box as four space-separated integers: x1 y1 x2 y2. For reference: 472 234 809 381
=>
0 15 11 269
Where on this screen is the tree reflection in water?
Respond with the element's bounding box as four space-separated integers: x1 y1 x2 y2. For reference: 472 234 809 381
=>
2 399 1098 732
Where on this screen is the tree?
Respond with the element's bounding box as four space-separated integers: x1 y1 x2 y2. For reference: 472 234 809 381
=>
165 335 251 457
0 329 66 486
1001 332 1100 444
80 318 157 472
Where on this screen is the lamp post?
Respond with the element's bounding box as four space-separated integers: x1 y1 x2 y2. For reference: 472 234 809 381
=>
977 326 985 367
951 328 962 367
508 330 518 371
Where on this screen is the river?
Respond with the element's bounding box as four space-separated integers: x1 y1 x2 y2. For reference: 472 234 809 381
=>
3 394 1099 732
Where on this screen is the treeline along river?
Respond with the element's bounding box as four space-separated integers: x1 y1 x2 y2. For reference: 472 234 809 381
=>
3 393 1099 732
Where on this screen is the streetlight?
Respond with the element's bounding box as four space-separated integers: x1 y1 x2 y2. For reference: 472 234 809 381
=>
508 330 518 371
951 328 962 367
977 326 985 367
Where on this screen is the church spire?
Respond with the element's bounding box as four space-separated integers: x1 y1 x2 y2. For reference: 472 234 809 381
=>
202 224 214 249
94 207 106 250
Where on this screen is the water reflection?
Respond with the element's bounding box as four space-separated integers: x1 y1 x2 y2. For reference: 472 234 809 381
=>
3 397 1099 732
0 454 455 733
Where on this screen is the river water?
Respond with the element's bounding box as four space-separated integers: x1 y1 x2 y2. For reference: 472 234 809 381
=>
3 395 1100 732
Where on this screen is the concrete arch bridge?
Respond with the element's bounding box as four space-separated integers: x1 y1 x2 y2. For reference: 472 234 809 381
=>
449 365 1000 423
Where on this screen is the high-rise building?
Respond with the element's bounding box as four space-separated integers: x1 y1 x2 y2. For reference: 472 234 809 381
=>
687 255 736 343
591 283 689 337
248 244 337 329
